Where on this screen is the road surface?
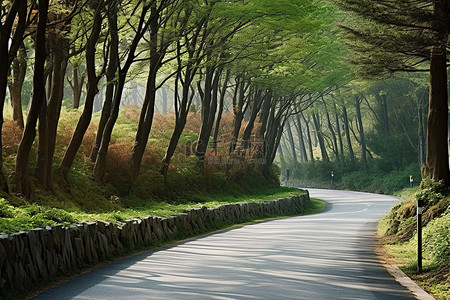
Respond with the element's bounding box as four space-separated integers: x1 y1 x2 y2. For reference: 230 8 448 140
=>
33 189 417 299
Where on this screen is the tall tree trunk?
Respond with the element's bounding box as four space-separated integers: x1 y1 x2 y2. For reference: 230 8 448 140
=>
294 113 308 162
323 100 339 159
258 90 272 139
13 0 49 197
59 2 104 181
36 37 69 188
342 105 355 163
242 90 263 150
285 119 297 163
312 113 329 162
417 89 427 166
355 96 367 168
93 71 126 182
0 0 27 193
131 2 161 183
229 77 246 153
69 63 85 109
333 101 344 159
423 47 450 182
212 70 229 154
301 112 314 162
8 43 26 128
195 66 216 160
160 72 193 184
90 0 119 162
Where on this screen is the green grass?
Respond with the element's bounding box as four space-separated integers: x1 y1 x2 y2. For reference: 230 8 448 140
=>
0 186 306 234
379 185 450 300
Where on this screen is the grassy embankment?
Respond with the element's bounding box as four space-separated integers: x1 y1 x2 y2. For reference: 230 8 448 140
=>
0 106 324 235
377 180 449 300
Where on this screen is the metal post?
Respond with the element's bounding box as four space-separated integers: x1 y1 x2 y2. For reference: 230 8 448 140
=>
331 171 334 189
417 199 423 273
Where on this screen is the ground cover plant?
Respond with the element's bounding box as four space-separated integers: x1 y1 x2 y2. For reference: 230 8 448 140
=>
378 180 450 300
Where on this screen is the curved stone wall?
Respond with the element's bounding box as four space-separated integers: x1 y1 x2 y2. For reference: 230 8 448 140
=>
0 193 310 299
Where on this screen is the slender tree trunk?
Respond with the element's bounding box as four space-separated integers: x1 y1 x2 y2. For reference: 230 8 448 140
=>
342 106 355 163
285 119 297 163
312 113 329 162
59 2 104 181
258 90 272 139
37 37 69 187
131 2 161 183
8 43 26 128
13 0 49 197
161 74 193 184
423 47 450 182
70 64 85 109
417 90 427 166
301 112 314 162
334 109 344 159
229 77 246 153
355 96 367 168
323 101 339 159
195 66 216 160
0 0 27 193
212 70 229 154
93 72 126 182
242 90 263 150
294 113 308 162
90 0 119 162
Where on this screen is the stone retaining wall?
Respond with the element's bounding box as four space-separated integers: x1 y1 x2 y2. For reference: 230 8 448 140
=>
0 193 310 299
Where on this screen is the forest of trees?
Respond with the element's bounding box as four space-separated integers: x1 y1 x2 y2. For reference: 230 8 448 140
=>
0 0 448 200
0 0 348 198
279 0 450 190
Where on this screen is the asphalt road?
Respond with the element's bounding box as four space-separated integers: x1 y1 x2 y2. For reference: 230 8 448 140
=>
33 189 417 300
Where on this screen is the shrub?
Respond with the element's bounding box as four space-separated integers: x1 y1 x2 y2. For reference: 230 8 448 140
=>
0 198 16 218
416 178 448 208
415 210 450 264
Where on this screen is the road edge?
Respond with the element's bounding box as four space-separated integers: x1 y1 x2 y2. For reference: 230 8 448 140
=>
375 233 436 300
381 262 435 300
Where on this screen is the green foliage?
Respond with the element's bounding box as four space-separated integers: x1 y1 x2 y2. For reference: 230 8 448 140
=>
421 211 450 264
0 198 16 218
416 178 449 208
0 186 304 234
290 159 421 195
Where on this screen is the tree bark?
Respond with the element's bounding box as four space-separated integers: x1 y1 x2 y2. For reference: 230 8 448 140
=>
212 70 229 154
355 96 367 168
294 113 308 162
342 105 355 163
69 63 85 109
90 0 119 162
13 0 49 197
301 112 314 162
229 77 246 153
312 113 329 162
423 47 450 183
8 43 27 128
242 90 263 150
59 2 104 181
285 119 297 163
36 36 69 188
195 66 217 160
0 0 28 193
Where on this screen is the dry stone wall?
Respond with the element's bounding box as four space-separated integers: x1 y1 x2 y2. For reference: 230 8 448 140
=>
0 193 310 299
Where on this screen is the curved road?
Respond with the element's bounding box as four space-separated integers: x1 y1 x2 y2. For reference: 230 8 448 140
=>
33 189 417 300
